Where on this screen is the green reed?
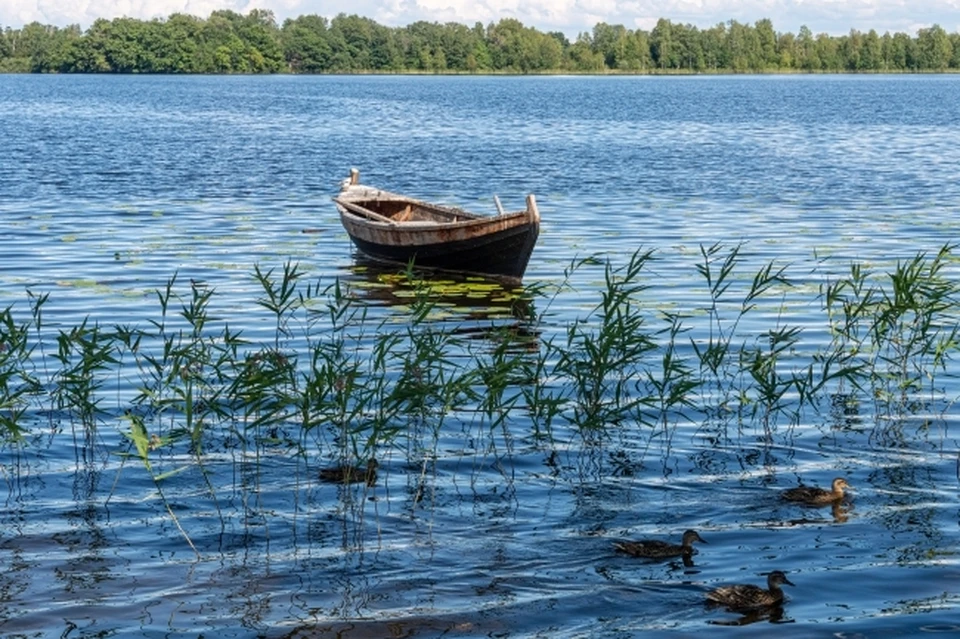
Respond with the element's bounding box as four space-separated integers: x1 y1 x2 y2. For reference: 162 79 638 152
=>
308 275 381 460
821 243 960 417
645 310 698 448
3 244 960 552
51 318 118 435
2 245 959 464
121 409 200 556
387 269 481 453
474 325 533 432
0 299 43 441
551 249 658 430
233 261 306 440
691 242 801 430
245 260 399 462
129 275 243 453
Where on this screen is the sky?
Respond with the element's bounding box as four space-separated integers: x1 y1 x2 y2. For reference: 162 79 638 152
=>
3 0 960 40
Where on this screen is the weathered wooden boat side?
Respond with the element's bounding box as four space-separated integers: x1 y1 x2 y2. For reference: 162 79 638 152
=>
333 169 540 282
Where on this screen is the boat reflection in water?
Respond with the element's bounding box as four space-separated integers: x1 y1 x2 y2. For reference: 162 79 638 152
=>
341 256 540 351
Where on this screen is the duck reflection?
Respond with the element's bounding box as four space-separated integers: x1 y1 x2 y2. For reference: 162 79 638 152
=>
707 603 791 626
783 499 853 525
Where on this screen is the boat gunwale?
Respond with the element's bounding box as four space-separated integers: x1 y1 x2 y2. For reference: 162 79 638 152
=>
333 184 534 226
335 197 533 230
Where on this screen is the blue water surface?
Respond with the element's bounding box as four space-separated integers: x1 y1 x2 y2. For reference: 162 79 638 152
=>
0 74 959 638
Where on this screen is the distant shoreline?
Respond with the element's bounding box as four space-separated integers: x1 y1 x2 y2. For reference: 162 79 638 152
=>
3 69 958 76
2 11 957 75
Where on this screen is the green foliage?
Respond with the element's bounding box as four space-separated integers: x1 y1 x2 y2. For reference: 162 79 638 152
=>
2 248 960 462
0 297 44 440
51 318 118 431
821 244 960 414
3 11 960 73
282 15 332 72
552 250 658 429
917 24 953 70
149 14 202 73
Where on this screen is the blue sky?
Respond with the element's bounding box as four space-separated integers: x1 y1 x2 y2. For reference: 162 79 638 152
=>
3 0 960 39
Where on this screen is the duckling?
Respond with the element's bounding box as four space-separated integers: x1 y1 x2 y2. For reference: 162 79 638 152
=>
706 570 795 610
782 477 850 505
613 529 706 559
319 458 378 486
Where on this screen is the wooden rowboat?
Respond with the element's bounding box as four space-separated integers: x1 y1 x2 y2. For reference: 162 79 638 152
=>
333 169 540 282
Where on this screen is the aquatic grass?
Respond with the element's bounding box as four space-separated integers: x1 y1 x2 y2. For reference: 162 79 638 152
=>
233 261 313 443
2 245 960 548
692 241 743 386
253 260 303 347
644 310 698 451
871 246 960 411
819 243 960 424
305 276 380 462
551 249 658 431
51 318 118 436
473 325 534 432
387 271 481 442
234 263 385 479
120 410 200 556
132 275 243 453
3 249 957 448
115 274 249 536
0 301 43 441
519 269 574 439
690 242 799 431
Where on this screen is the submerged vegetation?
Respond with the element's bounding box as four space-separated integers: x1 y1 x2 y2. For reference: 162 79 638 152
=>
2 9 960 74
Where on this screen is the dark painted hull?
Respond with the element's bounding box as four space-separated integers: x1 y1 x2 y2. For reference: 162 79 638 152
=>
334 172 540 282
344 217 538 281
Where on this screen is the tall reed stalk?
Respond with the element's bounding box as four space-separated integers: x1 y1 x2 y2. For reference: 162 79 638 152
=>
821 243 960 419
0 301 43 441
645 310 698 449
51 319 117 436
691 242 798 430
2 244 960 550
552 249 657 431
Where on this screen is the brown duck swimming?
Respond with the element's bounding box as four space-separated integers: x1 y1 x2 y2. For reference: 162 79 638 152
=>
706 570 795 610
781 477 850 505
319 458 378 486
613 529 706 559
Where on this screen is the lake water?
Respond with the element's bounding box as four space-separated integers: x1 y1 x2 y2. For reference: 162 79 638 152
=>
1 74 959 637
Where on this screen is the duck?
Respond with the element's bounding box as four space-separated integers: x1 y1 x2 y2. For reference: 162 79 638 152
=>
613 529 707 559
781 477 850 505
706 570 795 610
319 458 378 486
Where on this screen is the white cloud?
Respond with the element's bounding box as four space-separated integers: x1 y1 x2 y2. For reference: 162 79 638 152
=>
2 0 959 37
0 0 298 27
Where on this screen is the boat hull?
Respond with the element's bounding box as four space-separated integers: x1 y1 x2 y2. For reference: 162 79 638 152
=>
341 213 538 281
333 170 540 282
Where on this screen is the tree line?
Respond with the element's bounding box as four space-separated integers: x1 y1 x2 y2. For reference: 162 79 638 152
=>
1 9 958 74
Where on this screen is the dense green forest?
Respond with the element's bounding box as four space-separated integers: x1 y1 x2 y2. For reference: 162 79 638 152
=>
1 9 958 74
